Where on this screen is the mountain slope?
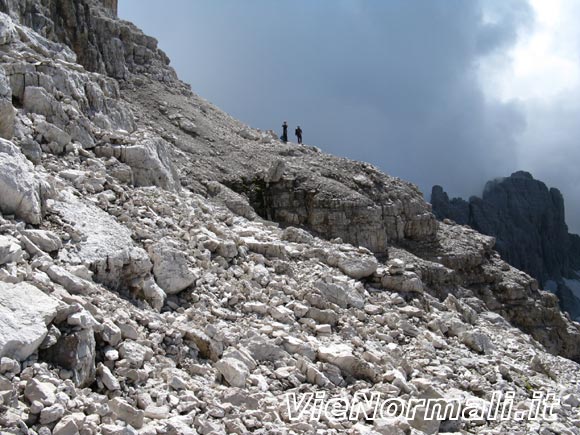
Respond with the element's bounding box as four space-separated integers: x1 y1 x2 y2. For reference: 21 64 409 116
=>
432 171 580 321
0 2 579 435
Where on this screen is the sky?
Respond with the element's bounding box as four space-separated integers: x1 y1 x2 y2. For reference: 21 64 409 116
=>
119 0 580 233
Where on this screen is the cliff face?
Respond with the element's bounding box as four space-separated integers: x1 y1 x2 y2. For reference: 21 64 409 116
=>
101 0 117 15
0 2 580 434
0 0 170 79
432 171 580 319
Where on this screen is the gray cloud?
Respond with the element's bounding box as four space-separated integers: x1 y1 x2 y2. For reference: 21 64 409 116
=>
516 90 580 233
118 1 580 231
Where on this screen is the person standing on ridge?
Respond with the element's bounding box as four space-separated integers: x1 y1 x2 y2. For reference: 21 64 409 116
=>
295 125 303 144
281 121 288 143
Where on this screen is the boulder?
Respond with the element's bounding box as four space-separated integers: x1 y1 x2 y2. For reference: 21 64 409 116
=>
0 235 22 265
23 86 63 122
95 137 179 190
24 379 56 406
52 193 152 292
35 120 71 154
97 363 120 391
216 358 249 388
315 280 364 309
52 419 79 435
101 320 122 346
118 340 152 368
317 343 377 382
0 282 59 361
148 238 197 295
40 403 65 425
242 335 290 363
47 265 95 295
141 276 165 311
181 327 223 362
0 139 48 224
281 226 314 244
18 138 43 165
460 330 494 355
337 253 378 279
387 259 406 276
21 229 62 253
206 181 259 220
41 329 96 387
381 271 424 293
109 397 144 429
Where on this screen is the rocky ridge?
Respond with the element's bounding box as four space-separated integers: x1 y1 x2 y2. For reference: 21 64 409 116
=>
431 172 580 321
0 1 579 434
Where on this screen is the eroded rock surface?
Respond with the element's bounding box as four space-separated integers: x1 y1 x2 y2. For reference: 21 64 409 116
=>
0 282 59 361
0 3 578 435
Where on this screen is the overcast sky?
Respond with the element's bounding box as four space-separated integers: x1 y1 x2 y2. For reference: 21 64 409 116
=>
119 0 580 233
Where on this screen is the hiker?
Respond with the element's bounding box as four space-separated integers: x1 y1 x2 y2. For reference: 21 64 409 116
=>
295 126 303 144
281 121 288 143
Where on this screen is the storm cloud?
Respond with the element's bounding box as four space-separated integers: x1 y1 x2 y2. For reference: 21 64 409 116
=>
119 1 580 232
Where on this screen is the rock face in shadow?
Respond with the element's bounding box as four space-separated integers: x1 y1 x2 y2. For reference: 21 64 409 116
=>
431 171 580 320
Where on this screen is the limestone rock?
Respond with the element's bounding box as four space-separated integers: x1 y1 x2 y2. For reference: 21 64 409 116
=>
0 5 577 435
24 379 56 406
109 397 144 429
0 139 47 224
381 271 424 293
47 265 95 295
52 419 79 435
0 14 15 45
0 235 22 265
35 120 71 154
432 173 580 321
118 340 152 368
178 118 199 135
0 282 59 361
21 230 62 253
264 159 287 183
52 194 152 292
40 403 65 424
337 253 378 279
182 328 222 362
216 358 249 388
206 181 259 220
95 137 179 190
315 280 364 309
149 238 197 295
460 330 494 355
97 363 120 391
242 335 290 363
317 343 377 382
0 67 15 139
281 226 314 244
141 276 165 311
18 138 42 165
41 329 96 387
